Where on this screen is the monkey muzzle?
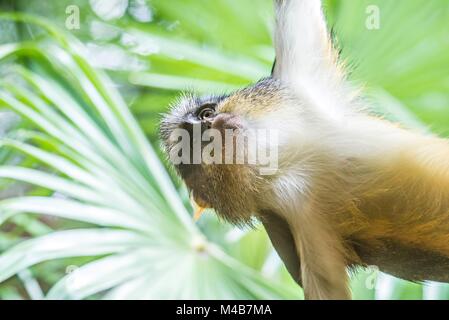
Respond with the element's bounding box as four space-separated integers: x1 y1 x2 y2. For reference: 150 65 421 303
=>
168 113 246 221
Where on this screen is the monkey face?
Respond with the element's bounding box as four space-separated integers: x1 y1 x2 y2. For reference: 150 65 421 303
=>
160 78 291 224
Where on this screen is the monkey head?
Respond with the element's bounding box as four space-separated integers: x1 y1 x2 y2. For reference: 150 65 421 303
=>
160 78 297 225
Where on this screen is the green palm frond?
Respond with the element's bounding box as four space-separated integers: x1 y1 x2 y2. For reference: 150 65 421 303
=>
0 14 299 300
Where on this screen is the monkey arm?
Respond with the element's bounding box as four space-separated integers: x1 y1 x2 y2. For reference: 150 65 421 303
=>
260 212 302 286
274 194 350 300
272 0 342 88
293 211 349 300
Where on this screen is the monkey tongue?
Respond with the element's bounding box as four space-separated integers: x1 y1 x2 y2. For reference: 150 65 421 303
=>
193 207 206 221
190 194 211 221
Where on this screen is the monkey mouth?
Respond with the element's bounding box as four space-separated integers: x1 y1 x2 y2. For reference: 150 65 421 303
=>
190 191 212 221
176 164 210 207
177 163 214 220
191 190 211 209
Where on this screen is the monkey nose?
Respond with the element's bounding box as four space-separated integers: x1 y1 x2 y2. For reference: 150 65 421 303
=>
212 113 241 132
179 121 210 135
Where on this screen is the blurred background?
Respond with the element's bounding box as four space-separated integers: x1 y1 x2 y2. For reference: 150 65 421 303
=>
0 0 448 300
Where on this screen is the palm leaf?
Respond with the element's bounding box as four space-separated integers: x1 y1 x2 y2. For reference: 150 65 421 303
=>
0 14 298 300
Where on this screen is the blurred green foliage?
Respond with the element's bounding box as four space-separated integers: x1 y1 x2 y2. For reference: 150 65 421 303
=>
0 0 448 300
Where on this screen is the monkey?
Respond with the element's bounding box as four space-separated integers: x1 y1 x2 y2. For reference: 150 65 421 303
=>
160 0 449 299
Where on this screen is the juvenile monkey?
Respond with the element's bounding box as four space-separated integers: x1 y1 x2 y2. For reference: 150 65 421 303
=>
160 0 449 299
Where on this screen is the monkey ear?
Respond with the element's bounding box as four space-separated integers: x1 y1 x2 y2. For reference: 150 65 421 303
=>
272 0 344 91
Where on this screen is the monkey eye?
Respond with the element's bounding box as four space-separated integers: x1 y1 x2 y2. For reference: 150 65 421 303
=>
197 104 216 121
